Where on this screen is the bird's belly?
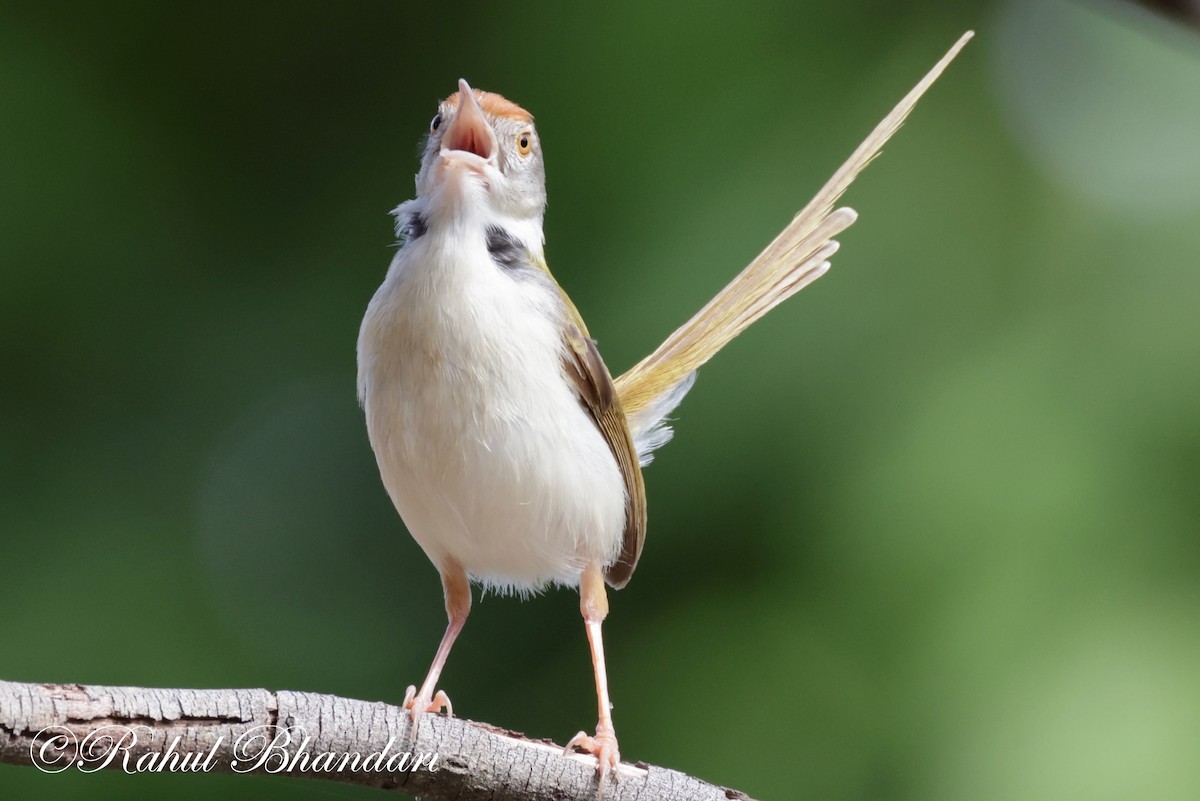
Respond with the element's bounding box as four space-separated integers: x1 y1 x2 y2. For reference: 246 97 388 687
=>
361 271 626 593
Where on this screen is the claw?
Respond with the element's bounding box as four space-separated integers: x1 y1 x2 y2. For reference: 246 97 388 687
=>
402 685 453 741
566 724 620 791
403 686 453 716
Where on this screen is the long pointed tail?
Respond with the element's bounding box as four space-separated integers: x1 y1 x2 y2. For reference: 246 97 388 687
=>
616 31 973 460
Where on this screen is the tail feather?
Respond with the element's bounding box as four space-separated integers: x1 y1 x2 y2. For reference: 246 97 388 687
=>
615 31 973 448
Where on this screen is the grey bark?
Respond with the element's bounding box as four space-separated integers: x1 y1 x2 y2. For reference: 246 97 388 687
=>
0 680 756 800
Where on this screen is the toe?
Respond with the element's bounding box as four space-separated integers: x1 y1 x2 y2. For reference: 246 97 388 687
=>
430 690 453 717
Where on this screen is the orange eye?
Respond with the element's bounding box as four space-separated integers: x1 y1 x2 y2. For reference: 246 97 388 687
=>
516 132 532 156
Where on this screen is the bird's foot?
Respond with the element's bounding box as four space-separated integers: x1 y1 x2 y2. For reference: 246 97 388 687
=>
402 684 453 741
403 684 453 715
565 723 620 790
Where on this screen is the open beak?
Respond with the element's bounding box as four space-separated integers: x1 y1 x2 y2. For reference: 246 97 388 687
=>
441 78 495 170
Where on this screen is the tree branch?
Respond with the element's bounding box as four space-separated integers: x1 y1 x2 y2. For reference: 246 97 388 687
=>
0 680 755 800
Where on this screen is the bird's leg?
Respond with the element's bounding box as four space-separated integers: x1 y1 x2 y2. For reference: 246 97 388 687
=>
565 562 621 786
404 560 470 737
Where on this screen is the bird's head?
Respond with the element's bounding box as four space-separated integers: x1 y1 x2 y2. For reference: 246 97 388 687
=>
416 79 546 227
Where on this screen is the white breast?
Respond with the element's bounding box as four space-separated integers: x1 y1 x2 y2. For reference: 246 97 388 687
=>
357 222 627 594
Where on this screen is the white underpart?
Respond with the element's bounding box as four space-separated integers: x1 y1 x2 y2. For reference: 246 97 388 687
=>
358 192 626 595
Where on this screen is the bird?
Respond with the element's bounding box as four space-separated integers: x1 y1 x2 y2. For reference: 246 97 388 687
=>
356 32 971 787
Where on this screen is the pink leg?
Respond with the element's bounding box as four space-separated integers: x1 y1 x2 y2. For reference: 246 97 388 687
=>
404 561 470 735
565 563 621 787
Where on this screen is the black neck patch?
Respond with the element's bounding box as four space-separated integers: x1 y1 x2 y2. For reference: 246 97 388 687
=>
485 225 524 271
406 212 428 241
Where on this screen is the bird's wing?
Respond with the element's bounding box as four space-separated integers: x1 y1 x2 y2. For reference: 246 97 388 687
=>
558 296 647 590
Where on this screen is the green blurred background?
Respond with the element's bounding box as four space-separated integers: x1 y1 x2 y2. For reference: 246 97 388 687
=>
3 0 1199 799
